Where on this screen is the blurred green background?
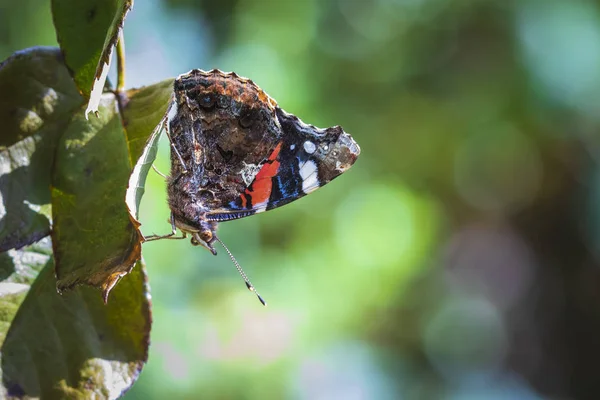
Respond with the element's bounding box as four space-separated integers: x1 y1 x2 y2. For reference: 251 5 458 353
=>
5 0 600 398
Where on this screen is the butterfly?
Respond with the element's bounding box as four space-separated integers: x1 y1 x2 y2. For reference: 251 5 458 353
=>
146 69 360 304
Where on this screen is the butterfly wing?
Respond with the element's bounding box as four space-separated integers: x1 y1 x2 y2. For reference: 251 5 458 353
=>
166 70 360 226
205 108 360 222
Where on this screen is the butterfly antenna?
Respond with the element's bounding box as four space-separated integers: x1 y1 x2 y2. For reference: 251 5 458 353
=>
214 236 267 306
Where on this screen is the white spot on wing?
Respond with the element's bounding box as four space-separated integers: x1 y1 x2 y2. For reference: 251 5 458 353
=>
253 200 268 212
240 162 262 186
300 160 319 194
303 141 316 154
290 144 296 150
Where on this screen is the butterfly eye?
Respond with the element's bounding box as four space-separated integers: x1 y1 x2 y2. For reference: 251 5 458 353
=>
200 229 213 243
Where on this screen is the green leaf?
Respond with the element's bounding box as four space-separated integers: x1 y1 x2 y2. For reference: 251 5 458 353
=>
0 47 83 251
122 79 174 226
1 254 150 399
51 0 133 116
123 79 173 163
0 46 152 399
0 239 52 348
51 94 141 300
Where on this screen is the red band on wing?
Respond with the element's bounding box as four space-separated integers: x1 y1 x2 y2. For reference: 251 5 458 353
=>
241 142 282 208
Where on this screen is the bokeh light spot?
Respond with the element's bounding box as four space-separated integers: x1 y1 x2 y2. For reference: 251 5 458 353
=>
155 342 190 382
335 183 418 268
423 296 507 380
443 223 537 310
454 124 542 212
517 0 600 116
293 341 396 400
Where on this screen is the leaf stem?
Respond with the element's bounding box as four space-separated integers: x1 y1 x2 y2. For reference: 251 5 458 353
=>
116 30 126 92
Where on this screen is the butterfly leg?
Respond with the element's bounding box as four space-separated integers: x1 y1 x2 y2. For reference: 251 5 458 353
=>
151 164 169 179
144 213 187 241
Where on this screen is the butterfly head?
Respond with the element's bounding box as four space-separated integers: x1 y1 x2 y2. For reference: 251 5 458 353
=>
190 228 217 255
173 215 219 255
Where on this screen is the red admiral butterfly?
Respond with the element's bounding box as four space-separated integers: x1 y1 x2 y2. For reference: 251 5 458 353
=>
146 69 360 304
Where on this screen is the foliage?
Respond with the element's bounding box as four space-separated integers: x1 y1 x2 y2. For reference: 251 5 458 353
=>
0 2 171 397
